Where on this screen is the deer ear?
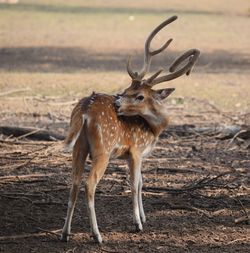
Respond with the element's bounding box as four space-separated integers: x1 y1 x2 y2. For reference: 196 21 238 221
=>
155 88 175 100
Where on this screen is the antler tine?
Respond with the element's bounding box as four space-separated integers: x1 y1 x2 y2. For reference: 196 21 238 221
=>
149 49 200 86
139 16 177 79
127 56 138 80
143 69 163 85
127 16 178 81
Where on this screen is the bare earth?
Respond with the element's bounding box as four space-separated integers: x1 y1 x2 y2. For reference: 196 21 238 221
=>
0 0 249 253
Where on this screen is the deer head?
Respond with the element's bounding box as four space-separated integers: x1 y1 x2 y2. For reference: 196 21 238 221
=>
115 16 200 124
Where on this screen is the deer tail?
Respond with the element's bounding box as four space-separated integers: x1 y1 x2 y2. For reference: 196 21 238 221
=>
64 114 87 152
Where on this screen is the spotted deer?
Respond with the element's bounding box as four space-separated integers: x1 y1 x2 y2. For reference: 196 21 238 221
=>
61 16 200 243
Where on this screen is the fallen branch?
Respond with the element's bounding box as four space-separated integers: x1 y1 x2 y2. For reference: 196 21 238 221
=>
0 157 34 171
227 129 250 149
234 215 250 225
143 171 237 193
0 173 54 182
35 227 61 236
0 194 33 202
153 202 212 218
0 139 52 145
0 229 61 241
182 171 233 191
234 197 250 224
101 247 120 253
0 192 42 197
1 124 248 142
163 124 249 140
0 126 65 141
225 236 250 245
146 166 204 174
143 186 184 194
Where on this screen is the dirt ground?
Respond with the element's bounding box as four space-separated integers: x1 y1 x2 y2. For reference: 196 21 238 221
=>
0 106 249 253
0 0 250 253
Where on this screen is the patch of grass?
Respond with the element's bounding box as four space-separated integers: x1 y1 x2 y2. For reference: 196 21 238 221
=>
0 72 129 97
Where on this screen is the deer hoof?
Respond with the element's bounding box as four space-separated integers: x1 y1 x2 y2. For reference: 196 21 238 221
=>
91 233 103 244
134 223 143 232
60 233 70 242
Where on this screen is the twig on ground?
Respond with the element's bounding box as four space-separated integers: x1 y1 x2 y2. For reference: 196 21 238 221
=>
40 186 69 193
146 166 204 174
183 171 234 191
226 129 250 149
35 227 61 235
101 247 119 253
0 194 33 203
0 173 54 182
234 216 250 224
225 236 250 245
0 192 43 197
65 247 78 253
234 197 250 224
171 204 212 218
32 201 65 205
143 171 238 194
0 157 35 171
0 126 65 141
0 139 52 145
0 229 61 240
16 129 41 140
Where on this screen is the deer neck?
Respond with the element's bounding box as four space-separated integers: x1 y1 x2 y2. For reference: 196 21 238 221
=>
141 105 169 137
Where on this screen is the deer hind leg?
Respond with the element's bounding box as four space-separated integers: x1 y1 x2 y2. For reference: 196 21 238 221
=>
138 173 146 223
128 150 143 232
61 129 88 242
85 154 109 244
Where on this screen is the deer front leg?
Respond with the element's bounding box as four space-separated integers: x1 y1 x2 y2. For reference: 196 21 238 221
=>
85 154 109 244
128 150 143 231
61 134 88 242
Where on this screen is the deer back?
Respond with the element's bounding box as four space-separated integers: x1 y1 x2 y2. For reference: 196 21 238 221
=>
65 92 158 159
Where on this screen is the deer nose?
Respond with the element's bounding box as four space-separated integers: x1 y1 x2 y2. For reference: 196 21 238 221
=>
114 94 122 108
115 98 121 108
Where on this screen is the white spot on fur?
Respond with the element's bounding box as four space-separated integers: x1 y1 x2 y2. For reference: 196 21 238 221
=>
96 124 103 144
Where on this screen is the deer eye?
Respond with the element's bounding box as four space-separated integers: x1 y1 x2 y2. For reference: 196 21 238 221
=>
136 95 144 101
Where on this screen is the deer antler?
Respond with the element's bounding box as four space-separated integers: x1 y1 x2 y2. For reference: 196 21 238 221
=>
147 49 200 86
127 16 177 80
127 16 200 85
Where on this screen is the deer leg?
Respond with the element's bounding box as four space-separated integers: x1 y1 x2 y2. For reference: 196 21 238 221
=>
128 151 143 232
138 173 146 223
61 131 88 242
85 154 109 244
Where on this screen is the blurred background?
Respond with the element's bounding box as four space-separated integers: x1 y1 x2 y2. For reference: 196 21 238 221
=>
0 0 249 130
